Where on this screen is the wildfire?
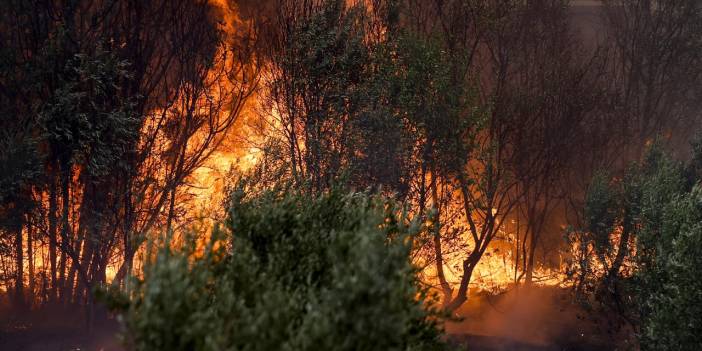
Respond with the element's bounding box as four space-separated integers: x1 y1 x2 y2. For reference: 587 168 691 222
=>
420 225 567 298
169 0 263 224
2 1 574 306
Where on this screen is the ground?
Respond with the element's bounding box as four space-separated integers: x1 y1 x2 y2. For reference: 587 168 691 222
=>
0 287 636 350
446 286 638 351
0 303 122 351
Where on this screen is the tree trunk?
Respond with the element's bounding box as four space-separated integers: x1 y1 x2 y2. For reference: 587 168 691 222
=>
524 199 551 286
58 247 67 302
525 211 538 285
525 236 537 285
430 171 452 303
66 232 84 304
76 227 94 303
59 163 72 304
14 218 24 309
113 178 135 288
112 249 134 288
27 218 35 308
604 227 631 291
48 174 58 302
445 261 477 312
165 185 177 236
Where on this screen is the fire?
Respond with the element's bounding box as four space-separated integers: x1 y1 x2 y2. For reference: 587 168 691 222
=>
188 146 261 218
164 0 263 226
3 0 572 309
419 224 567 299
3 0 260 301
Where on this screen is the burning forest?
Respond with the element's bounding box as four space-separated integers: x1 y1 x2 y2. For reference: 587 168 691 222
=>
1 0 701 350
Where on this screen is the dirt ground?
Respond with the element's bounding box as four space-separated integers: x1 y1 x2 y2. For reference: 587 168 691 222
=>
1 287 636 351
0 304 122 351
445 286 638 351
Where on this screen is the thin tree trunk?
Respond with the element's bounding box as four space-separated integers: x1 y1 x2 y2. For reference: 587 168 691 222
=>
165 179 179 238
444 174 486 312
59 163 72 304
77 226 95 303
48 174 58 302
58 247 66 302
66 262 78 304
524 196 551 285
27 218 35 309
524 208 538 285
14 219 24 309
67 227 88 304
605 228 631 290
514 216 521 283
445 261 477 312
525 235 537 285
113 178 135 288
430 171 452 302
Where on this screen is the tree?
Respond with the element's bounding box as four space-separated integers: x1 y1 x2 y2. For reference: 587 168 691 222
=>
493 0 605 285
0 121 41 308
568 143 702 349
259 0 413 195
37 41 139 310
636 184 702 350
602 0 702 154
0 0 258 313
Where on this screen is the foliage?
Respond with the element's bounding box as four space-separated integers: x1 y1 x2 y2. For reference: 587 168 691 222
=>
632 150 700 350
0 126 41 229
263 1 376 192
261 0 480 200
571 144 702 349
114 185 448 351
37 40 138 177
634 185 702 350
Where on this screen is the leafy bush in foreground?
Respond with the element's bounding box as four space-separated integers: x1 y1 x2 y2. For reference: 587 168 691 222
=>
572 146 702 350
636 185 702 350
115 186 447 351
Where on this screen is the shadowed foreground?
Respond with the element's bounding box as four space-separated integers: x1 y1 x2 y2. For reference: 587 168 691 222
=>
0 304 121 351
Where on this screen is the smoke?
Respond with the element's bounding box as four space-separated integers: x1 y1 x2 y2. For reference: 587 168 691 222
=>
233 0 276 21
445 286 633 349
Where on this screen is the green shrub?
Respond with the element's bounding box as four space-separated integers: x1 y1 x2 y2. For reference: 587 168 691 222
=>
574 145 702 350
115 186 447 351
636 186 702 350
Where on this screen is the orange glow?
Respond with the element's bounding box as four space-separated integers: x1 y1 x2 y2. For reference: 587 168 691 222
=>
419 225 567 299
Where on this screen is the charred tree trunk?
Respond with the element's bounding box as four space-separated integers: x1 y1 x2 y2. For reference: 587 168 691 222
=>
525 209 544 285
112 178 135 287
430 171 452 303
607 228 630 283
523 192 553 286
59 162 72 304
76 229 94 303
48 173 58 302
525 237 537 285
58 245 67 302
603 225 632 300
27 217 35 308
165 186 177 237
445 259 477 312
14 218 24 309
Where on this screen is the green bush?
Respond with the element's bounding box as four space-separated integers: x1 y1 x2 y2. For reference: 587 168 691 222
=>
115 186 447 351
574 145 702 350
636 185 702 350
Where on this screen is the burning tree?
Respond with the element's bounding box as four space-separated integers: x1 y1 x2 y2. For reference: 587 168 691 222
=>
0 0 258 314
